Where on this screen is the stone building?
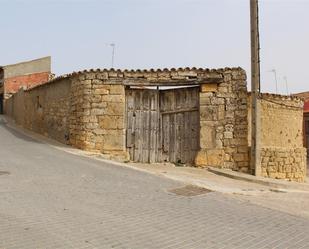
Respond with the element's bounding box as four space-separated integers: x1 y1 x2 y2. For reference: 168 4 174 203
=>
4 67 307 182
0 56 51 114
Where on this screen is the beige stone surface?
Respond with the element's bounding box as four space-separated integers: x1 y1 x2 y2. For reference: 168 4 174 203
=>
248 94 306 182
197 68 249 172
201 83 218 93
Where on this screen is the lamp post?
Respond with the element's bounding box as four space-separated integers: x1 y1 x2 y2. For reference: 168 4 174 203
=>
270 69 278 94
283 76 289 95
110 43 115 68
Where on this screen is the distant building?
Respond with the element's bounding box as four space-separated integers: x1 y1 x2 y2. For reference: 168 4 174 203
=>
0 56 51 114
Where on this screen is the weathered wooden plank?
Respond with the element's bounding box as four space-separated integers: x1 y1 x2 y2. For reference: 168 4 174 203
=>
160 108 198 115
126 86 199 164
159 87 200 164
123 78 223 86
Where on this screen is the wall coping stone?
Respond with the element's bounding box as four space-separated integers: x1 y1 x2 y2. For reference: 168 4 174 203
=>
26 67 245 91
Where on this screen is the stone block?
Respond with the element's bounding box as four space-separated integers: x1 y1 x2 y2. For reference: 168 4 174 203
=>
103 130 125 151
94 88 109 95
200 106 217 121
109 85 125 95
233 153 248 162
201 84 218 93
218 86 228 93
91 109 105 116
200 126 215 149
206 149 224 167
92 79 103 84
224 131 233 139
90 95 102 103
218 105 225 120
102 95 125 103
195 151 207 166
200 96 211 105
99 115 124 129
96 72 109 80
107 102 125 116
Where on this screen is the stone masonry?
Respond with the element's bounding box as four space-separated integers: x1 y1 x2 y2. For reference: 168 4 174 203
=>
69 71 127 160
4 66 307 181
5 67 249 170
248 93 307 182
195 68 249 172
261 147 306 182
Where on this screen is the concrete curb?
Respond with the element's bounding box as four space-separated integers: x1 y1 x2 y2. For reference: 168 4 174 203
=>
208 167 309 192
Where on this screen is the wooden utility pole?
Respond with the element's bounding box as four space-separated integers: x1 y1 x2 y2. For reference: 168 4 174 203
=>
250 0 261 175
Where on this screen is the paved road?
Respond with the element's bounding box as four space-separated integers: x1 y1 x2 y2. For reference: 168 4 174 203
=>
0 116 309 249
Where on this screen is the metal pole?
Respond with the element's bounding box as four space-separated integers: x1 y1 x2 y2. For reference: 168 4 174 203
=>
274 70 278 94
271 69 278 94
284 76 289 95
110 43 115 68
250 0 261 176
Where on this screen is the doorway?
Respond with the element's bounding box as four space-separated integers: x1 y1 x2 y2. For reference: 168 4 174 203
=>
126 86 200 164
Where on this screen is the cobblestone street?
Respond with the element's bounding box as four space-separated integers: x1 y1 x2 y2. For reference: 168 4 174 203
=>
0 116 309 249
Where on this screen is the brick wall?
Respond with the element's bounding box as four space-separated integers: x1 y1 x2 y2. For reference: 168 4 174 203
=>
4 72 50 96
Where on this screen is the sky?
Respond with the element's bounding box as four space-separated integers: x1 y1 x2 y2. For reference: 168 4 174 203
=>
0 0 308 94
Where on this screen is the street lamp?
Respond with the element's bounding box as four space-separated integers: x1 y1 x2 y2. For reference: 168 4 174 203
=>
283 76 289 95
269 69 278 94
110 43 115 68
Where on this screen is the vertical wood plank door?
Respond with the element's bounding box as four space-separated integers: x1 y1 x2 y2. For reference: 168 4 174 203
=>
126 89 159 163
159 87 200 164
126 87 199 164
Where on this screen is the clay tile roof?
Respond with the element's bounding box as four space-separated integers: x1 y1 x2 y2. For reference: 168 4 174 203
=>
23 66 245 91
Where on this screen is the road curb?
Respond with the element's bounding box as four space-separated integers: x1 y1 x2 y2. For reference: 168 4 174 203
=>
208 167 309 192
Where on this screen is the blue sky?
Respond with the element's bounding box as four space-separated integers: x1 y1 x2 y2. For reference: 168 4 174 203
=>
1 0 308 94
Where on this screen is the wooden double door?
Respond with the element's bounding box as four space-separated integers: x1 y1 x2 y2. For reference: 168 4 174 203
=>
126 87 200 164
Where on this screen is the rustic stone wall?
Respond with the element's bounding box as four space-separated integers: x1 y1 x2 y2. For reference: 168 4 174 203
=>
195 68 249 172
261 147 306 182
248 94 307 182
5 67 250 168
69 71 127 160
5 77 71 144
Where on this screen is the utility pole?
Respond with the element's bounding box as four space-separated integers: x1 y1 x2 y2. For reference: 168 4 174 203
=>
250 0 261 176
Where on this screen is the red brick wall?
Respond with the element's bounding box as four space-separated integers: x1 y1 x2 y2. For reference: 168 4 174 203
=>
304 100 309 113
4 72 50 94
